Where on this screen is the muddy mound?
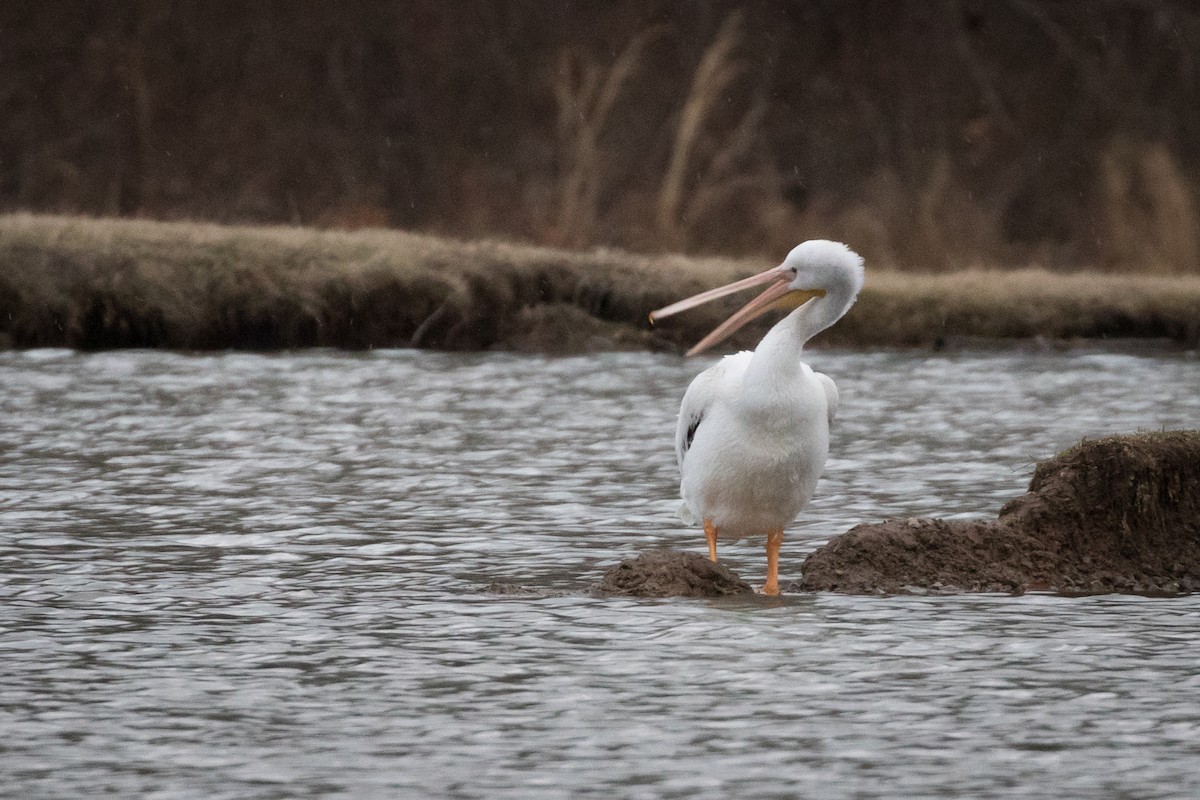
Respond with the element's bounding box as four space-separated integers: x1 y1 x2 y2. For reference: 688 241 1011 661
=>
797 432 1200 595
592 549 755 598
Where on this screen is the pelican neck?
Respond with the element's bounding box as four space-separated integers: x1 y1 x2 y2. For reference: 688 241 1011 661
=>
743 293 848 389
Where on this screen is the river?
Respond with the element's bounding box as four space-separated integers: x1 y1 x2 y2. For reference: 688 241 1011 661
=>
2 347 1199 798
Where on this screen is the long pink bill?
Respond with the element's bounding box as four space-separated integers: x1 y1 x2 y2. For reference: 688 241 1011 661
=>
682 279 795 356
649 265 804 357
648 266 785 324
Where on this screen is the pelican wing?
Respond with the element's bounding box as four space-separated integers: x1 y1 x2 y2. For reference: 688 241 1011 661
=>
675 374 712 470
815 371 839 426
674 352 750 468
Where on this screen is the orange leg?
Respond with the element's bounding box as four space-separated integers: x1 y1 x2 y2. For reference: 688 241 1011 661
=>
704 518 718 562
762 528 784 596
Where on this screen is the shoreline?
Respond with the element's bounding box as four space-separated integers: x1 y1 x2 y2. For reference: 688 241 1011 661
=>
3 213 1199 353
588 432 1200 598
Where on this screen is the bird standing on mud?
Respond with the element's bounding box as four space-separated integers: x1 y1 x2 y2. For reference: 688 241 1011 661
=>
649 241 864 595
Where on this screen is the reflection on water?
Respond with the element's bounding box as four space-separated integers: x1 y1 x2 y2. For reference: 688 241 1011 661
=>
1 347 1198 798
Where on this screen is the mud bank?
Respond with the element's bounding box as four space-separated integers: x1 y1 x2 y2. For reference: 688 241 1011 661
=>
591 549 754 598
4 214 1200 352
799 432 1200 596
590 433 1200 598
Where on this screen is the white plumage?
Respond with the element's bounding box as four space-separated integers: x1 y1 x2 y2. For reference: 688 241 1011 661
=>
650 240 865 594
674 350 837 534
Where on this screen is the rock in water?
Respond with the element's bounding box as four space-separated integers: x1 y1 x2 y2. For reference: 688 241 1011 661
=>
593 549 755 598
797 431 1200 595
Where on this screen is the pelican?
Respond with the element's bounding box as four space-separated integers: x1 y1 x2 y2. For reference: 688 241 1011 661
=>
649 240 864 595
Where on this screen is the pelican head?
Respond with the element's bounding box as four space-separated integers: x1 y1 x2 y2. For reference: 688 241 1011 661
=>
650 240 864 356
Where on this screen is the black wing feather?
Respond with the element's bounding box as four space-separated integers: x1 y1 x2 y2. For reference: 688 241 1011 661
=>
684 413 703 455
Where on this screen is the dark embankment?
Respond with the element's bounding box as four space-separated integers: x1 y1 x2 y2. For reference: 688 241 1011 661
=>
3 214 1200 352
0 213 685 352
798 432 1200 596
592 549 754 598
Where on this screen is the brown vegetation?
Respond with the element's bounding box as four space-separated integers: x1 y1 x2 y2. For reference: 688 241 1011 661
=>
797 432 1200 596
3 214 1200 351
0 213 687 350
4 3 1200 271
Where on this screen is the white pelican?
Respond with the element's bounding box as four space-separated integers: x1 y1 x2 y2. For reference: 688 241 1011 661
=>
649 240 864 595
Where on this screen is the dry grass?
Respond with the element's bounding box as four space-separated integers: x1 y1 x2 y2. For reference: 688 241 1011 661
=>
0 212 704 351
2 213 1199 351
836 268 1200 346
543 14 772 256
655 11 764 249
1098 138 1200 274
547 25 669 248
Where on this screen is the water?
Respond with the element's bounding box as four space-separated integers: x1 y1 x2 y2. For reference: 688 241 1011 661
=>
2 347 1199 799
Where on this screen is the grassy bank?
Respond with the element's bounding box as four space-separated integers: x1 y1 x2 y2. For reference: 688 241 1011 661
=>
2 213 1199 352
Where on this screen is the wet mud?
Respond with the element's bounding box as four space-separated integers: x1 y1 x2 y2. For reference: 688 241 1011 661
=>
590 549 755 598
798 431 1200 595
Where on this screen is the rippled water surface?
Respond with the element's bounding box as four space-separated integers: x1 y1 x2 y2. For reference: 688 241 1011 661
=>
2 347 1200 799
